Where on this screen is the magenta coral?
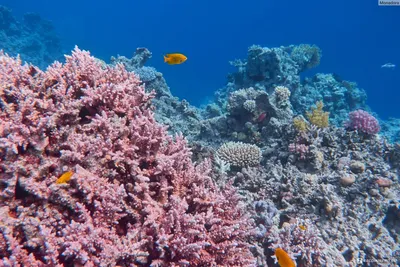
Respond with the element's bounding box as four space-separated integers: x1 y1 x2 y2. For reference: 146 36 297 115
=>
0 47 255 266
344 109 380 135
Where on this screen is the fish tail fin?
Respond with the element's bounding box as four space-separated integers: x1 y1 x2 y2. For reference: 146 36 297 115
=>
164 55 168 62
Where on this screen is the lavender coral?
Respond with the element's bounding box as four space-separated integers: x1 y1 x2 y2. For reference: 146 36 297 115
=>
0 47 255 266
269 219 328 266
345 109 380 135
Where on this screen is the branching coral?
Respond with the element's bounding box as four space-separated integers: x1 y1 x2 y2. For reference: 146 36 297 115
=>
0 48 256 266
306 101 329 128
269 219 328 266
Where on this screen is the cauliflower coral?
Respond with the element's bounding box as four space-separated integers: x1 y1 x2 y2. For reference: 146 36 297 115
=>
345 109 380 135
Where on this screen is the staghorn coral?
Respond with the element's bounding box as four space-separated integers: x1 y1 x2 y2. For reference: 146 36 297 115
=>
0 48 256 266
216 141 262 168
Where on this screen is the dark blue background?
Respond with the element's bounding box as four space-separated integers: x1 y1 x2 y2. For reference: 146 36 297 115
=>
2 0 399 118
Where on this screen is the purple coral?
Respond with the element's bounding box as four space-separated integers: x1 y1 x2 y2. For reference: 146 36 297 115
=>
289 143 309 160
253 200 278 238
0 48 255 266
344 109 380 135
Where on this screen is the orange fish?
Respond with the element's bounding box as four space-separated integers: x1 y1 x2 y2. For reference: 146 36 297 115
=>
299 225 307 231
275 248 296 267
56 170 74 184
164 53 187 65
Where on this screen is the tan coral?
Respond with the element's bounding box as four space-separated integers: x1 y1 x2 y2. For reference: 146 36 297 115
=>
306 101 329 128
340 174 356 186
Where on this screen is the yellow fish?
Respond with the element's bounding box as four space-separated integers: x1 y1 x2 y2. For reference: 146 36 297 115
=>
275 248 296 267
164 53 187 65
56 170 74 184
299 225 307 231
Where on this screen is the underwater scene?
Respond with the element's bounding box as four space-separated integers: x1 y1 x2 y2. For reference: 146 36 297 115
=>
0 0 399 266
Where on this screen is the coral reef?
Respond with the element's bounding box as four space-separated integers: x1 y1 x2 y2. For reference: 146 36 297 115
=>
292 74 368 126
0 5 62 69
108 44 396 145
110 48 202 140
78 44 400 267
226 45 303 94
214 45 368 127
0 48 255 266
1 35 400 266
381 118 400 143
290 44 321 70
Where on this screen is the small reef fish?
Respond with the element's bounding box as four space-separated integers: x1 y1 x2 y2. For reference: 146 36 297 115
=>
164 53 187 65
56 170 74 184
381 63 395 69
275 248 296 267
299 225 307 231
257 112 267 123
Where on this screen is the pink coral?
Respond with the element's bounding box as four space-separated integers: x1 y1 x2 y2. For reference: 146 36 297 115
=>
0 47 255 266
288 143 309 160
344 109 380 135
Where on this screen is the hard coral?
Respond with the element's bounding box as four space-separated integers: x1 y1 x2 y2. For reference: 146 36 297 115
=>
269 219 328 266
0 47 255 266
216 141 262 168
274 86 291 103
344 109 380 135
290 44 321 70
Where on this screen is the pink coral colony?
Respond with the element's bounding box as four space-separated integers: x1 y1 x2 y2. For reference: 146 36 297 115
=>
0 47 255 266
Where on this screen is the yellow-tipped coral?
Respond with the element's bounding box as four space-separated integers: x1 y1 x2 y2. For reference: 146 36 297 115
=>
293 116 308 132
306 101 329 128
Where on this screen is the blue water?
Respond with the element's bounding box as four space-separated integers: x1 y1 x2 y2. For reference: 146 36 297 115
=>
2 0 399 119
